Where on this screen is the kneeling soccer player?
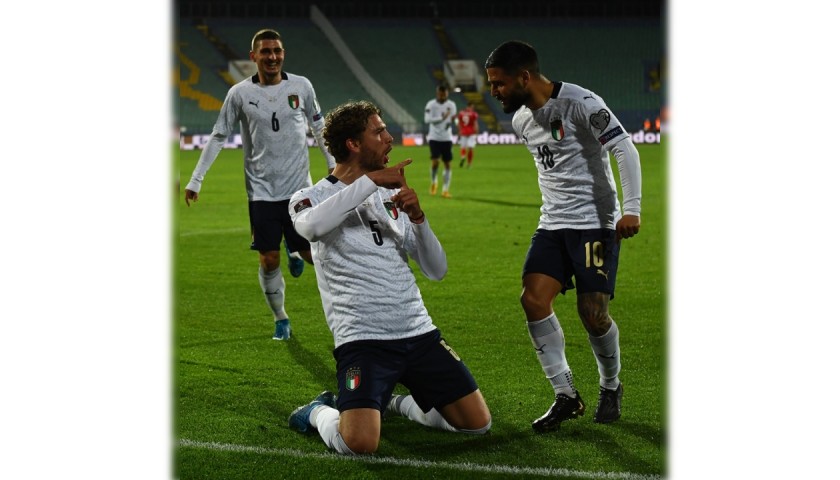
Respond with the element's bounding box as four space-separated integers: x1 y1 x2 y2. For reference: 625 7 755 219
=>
286 100 491 454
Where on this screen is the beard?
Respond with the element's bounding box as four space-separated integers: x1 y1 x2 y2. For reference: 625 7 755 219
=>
500 89 529 113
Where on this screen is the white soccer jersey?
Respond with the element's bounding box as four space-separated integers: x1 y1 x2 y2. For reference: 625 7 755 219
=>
186 72 336 201
424 98 457 142
289 175 445 348
512 82 635 230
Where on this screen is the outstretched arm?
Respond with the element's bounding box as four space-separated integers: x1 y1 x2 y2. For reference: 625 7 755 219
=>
184 133 226 206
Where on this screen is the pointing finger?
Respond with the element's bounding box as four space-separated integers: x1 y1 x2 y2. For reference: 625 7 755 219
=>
394 158 412 170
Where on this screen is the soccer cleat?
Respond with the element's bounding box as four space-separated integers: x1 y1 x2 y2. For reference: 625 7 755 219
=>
285 242 305 278
459 158 465 167
288 390 337 433
273 319 291 340
442 191 452 199
430 183 438 195
532 391 586 433
593 383 623 424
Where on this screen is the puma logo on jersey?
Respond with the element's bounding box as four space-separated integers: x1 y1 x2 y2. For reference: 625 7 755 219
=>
535 343 546 354
597 269 609 280
583 94 595 101
249 101 259 108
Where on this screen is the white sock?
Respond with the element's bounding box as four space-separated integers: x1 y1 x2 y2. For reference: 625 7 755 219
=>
589 321 621 390
442 169 452 191
258 267 287 321
527 314 576 396
311 406 356 455
430 166 438 183
388 395 457 432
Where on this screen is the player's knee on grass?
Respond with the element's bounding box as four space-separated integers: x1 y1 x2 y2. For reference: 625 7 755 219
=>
457 410 492 434
441 391 492 433
459 418 492 435
340 430 379 454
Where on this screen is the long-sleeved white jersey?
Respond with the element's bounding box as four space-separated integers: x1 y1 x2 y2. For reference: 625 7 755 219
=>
512 81 642 230
424 98 457 142
289 175 446 348
186 72 336 201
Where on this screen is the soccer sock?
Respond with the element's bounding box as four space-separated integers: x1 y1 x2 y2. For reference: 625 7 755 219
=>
527 313 576 396
442 169 452 191
467 149 473 165
430 166 439 184
258 267 287 321
388 395 458 432
589 321 621 390
311 406 356 455
460 147 466 159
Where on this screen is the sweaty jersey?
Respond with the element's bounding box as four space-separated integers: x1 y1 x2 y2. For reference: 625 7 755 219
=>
457 108 479 136
186 72 336 202
289 175 445 348
424 98 457 142
512 82 635 230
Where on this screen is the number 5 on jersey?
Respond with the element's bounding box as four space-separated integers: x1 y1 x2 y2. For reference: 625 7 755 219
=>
368 221 383 246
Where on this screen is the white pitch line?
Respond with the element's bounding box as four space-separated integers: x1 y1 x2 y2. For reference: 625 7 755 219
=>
179 438 662 480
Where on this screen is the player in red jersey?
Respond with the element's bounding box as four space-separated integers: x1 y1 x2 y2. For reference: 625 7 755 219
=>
456 103 479 168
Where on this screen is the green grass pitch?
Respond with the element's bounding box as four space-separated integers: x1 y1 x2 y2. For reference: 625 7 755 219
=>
175 142 666 479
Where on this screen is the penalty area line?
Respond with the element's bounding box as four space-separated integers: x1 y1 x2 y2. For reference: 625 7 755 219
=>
179 438 661 480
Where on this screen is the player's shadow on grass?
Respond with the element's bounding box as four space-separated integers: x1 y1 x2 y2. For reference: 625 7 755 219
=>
613 420 665 449
380 417 538 459
381 417 661 475
579 424 663 474
456 196 541 209
286 335 335 385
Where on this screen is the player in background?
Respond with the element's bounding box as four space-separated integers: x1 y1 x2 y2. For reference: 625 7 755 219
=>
456 102 479 168
287 100 491 454
423 84 457 198
184 29 335 341
485 40 642 432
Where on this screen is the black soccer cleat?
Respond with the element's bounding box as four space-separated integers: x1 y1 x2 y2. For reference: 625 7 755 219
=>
532 391 586 433
593 383 623 424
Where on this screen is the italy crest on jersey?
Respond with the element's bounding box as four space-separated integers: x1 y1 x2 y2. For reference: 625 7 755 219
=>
383 201 399 220
288 95 300 109
345 367 361 391
550 118 564 141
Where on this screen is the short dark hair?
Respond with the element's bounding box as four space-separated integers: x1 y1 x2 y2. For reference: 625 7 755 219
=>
484 40 540 75
323 100 382 162
436 84 449 93
251 29 282 52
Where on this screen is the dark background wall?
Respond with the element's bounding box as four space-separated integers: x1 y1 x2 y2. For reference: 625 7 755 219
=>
176 0 664 136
